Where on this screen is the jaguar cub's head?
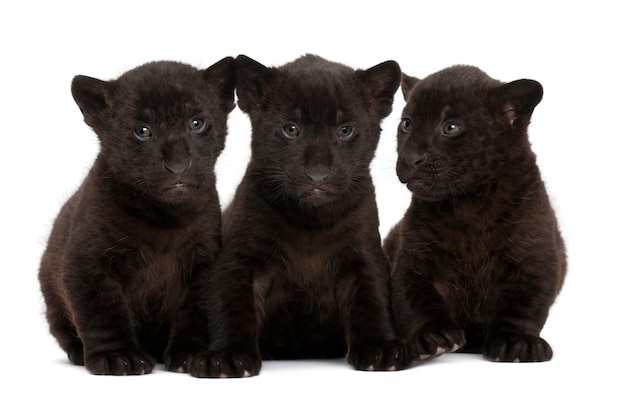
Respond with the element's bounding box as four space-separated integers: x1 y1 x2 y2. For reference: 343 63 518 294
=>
71 58 236 204
396 65 543 202
236 54 400 208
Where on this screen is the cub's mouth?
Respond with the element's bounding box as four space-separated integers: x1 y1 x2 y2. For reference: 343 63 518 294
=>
162 182 198 197
298 187 337 204
403 177 453 202
398 171 424 190
402 176 428 193
165 182 192 190
403 177 424 190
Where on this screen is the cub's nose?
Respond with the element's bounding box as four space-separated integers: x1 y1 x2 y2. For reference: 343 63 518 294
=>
396 152 427 184
164 159 192 176
402 152 425 168
305 166 330 185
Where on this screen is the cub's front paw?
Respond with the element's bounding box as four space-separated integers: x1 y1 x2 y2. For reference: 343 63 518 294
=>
407 320 466 362
484 332 552 362
164 347 205 374
348 340 404 371
84 349 156 375
186 350 261 378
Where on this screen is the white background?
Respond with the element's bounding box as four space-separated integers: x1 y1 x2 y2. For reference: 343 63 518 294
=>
1 1 623 392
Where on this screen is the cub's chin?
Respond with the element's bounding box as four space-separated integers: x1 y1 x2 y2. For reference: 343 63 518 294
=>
159 182 199 204
404 178 452 203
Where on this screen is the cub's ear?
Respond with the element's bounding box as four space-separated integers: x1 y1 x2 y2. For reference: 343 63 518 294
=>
235 55 273 113
401 73 420 101
497 79 543 127
71 75 112 129
204 56 237 113
356 60 402 118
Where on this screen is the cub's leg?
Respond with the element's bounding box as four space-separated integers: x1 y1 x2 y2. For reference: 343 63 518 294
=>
39 208 85 365
39 274 84 365
62 255 156 375
340 251 407 371
482 257 557 362
186 255 262 378
164 266 212 373
390 249 466 362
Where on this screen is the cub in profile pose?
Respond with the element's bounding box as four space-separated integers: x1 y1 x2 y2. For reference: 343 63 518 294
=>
185 54 404 377
38 58 236 375
384 66 566 363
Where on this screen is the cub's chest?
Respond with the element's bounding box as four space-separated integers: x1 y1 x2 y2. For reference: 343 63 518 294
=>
115 246 192 319
416 214 512 310
415 198 516 259
257 229 349 300
105 234 192 295
258 247 341 320
274 237 340 288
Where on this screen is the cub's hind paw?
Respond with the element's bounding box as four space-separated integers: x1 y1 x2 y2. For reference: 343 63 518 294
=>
85 349 156 375
408 321 466 362
348 341 405 371
186 351 261 378
484 333 553 362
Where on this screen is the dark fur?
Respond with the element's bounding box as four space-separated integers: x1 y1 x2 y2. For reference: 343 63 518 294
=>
184 54 404 377
384 66 566 363
38 58 236 375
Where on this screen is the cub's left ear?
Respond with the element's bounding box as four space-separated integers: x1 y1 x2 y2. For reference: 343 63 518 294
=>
356 60 402 118
497 79 543 127
204 56 237 113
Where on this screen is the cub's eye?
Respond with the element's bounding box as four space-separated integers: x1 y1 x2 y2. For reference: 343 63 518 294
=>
282 123 299 139
337 125 354 140
442 122 461 136
189 118 206 134
401 118 412 133
133 126 153 141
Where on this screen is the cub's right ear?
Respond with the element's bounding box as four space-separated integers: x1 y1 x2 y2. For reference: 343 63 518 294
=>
235 55 273 113
71 75 112 128
401 73 420 101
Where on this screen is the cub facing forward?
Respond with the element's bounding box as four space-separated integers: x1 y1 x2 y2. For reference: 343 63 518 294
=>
384 66 566 362
185 55 404 377
38 58 236 375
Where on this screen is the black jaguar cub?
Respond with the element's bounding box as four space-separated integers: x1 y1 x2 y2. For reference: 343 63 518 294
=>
183 54 405 377
38 58 236 375
384 66 566 363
